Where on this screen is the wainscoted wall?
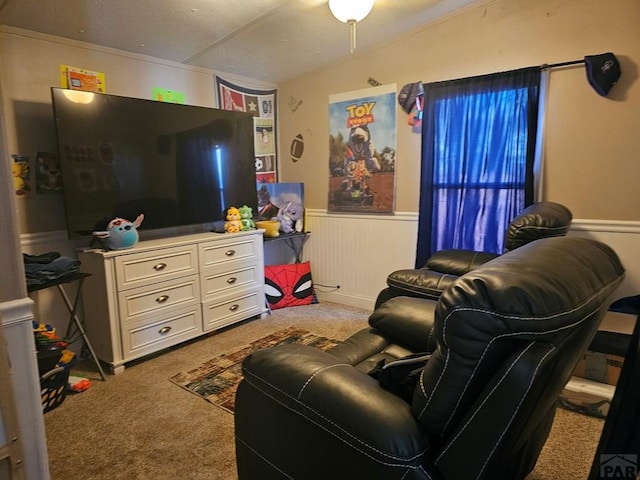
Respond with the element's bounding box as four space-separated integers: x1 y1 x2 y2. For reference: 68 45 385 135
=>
304 209 419 311
304 210 640 312
567 219 640 301
21 215 640 321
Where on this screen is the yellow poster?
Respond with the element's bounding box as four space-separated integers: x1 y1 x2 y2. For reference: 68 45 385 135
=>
59 64 106 93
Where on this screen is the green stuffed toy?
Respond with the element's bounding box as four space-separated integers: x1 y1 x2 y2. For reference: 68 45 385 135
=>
239 205 256 231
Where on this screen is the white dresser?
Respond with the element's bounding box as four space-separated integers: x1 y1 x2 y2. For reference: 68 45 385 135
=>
78 230 266 374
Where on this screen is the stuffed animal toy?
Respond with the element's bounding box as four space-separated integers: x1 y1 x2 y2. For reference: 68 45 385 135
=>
93 214 144 250
239 205 256 231
277 201 304 234
225 207 242 233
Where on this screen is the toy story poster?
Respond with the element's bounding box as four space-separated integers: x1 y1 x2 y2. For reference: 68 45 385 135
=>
328 84 396 213
215 76 278 185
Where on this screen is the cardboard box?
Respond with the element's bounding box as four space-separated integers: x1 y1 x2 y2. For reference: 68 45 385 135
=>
571 311 636 386
561 311 636 418
572 351 625 386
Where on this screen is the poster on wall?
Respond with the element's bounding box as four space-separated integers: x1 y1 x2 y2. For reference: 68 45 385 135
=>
11 154 31 199
35 152 63 194
59 65 106 93
152 88 186 104
328 84 397 213
214 76 278 185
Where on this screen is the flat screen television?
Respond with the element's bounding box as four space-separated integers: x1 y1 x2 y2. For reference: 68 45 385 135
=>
51 87 258 239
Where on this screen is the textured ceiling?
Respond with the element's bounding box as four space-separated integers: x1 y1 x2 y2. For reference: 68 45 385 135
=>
0 0 481 84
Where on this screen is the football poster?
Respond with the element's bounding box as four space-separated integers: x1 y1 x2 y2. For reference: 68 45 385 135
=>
328 84 397 213
215 76 278 185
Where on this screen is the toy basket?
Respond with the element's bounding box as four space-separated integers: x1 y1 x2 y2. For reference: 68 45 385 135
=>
40 356 76 413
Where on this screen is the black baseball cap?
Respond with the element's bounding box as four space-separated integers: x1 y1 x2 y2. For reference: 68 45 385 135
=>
584 53 621 97
398 82 424 114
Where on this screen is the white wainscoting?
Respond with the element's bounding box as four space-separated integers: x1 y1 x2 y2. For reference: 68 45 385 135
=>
304 209 419 311
568 219 640 301
22 217 640 316
304 211 640 311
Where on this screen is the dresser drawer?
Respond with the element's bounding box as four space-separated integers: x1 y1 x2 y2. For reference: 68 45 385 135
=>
199 236 259 269
202 287 264 331
200 260 260 300
115 244 198 290
118 275 200 324
121 306 202 359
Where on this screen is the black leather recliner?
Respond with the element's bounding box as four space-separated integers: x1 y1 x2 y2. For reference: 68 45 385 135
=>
235 237 624 480
376 201 573 308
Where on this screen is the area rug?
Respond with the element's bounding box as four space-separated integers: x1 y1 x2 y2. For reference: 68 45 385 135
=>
169 326 340 414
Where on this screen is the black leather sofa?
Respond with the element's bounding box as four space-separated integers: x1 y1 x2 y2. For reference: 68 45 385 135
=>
376 201 573 308
235 236 624 480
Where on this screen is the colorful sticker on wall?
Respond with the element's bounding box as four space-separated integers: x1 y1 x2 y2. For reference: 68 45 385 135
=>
152 88 186 104
35 152 63 194
11 154 31 198
328 84 397 213
215 76 278 187
60 65 106 93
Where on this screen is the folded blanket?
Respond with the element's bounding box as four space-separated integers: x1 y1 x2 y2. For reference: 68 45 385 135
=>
24 255 81 286
23 251 61 264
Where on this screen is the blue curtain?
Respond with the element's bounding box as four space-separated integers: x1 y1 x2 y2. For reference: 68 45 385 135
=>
415 67 541 268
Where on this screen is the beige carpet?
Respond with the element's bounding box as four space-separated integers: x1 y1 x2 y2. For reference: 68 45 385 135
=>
44 302 604 479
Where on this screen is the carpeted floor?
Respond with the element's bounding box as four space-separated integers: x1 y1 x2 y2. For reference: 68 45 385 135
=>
44 302 604 479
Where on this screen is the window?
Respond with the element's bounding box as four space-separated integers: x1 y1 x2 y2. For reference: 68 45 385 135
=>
415 68 541 268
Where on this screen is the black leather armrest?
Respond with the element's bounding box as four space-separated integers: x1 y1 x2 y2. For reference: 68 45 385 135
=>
237 344 429 477
369 297 438 352
426 249 499 275
387 268 458 301
385 251 496 303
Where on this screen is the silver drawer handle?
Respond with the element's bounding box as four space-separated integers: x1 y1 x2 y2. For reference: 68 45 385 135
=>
229 304 239 312
158 326 172 335
156 295 169 303
227 277 237 284
153 263 167 271
225 249 236 257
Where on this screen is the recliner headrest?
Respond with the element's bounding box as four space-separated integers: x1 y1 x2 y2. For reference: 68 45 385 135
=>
504 202 572 251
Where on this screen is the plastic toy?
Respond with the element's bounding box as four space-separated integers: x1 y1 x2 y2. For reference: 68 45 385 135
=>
239 205 256 231
33 322 67 350
68 375 92 392
225 207 242 233
92 214 144 250
255 220 280 238
277 201 304 234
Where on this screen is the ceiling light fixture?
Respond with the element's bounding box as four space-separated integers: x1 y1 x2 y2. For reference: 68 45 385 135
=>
328 0 374 53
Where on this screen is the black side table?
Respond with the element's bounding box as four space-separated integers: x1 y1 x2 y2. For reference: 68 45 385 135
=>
28 272 107 381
